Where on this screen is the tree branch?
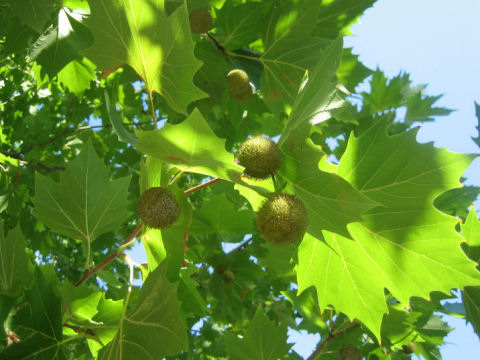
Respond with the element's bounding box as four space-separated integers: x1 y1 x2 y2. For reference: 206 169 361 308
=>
74 223 143 286
206 32 226 53
307 323 359 360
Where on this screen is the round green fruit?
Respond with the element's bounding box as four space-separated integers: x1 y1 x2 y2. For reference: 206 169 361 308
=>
189 8 213 34
137 187 180 229
237 136 282 179
256 194 308 245
226 69 251 95
231 86 253 104
221 270 235 283
338 345 361 360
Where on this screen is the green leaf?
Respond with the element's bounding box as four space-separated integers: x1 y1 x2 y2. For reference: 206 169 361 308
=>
338 48 373 93
405 93 453 123
0 225 33 296
60 280 102 322
283 288 329 334
0 268 64 360
225 308 292 360
362 70 414 112
191 194 254 235
136 108 243 181
462 206 480 263
58 58 96 97
434 185 480 219
88 296 124 357
33 141 131 245
83 0 206 114
260 0 329 114
461 207 480 338
98 262 188 359
215 2 263 48
280 35 344 140
30 8 93 77
104 92 138 146
316 0 377 38
178 266 207 316
381 303 450 347
1 0 53 33
279 138 378 239
473 102 480 149
297 120 480 339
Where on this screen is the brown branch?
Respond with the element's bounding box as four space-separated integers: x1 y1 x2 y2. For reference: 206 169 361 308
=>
63 323 95 337
147 91 158 129
184 177 224 195
307 323 359 360
74 223 143 287
206 32 226 53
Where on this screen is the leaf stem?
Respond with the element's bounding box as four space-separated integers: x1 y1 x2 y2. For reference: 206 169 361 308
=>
147 91 158 128
184 177 224 195
307 323 359 360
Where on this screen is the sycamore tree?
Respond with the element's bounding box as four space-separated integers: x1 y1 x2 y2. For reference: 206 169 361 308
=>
1 0 480 359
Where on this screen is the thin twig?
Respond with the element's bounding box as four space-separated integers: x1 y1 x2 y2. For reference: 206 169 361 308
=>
307 323 359 360
184 178 224 195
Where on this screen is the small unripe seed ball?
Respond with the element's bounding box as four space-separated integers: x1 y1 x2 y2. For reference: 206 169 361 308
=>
256 194 308 245
231 86 253 104
189 8 213 34
226 69 251 95
338 345 361 360
237 136 282 179
402 343 416 354
221 270 235 283
137 187 180 229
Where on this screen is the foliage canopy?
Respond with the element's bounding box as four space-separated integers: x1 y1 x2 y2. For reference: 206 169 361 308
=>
0 0 480 359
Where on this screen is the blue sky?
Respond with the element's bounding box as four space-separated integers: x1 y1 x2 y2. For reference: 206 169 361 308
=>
130 1 480 358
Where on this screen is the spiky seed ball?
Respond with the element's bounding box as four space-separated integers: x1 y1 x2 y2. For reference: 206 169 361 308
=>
402 343 416 354
231 85 253 104
137 187 180 229
226 69 251 95
237 136 282 179
338 345 362 360
256 194 308 245
189 8 213 34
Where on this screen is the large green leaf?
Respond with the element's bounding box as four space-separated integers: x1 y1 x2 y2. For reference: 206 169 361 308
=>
279 138 378 239
98 263 188 359
0 225 33 296
280 35 344 141
296 120 480 338
33 141 131 246
462 207 480 338
0 269 65 360
30 8 93 77
191 194 254 235
316 0 377 38
260 0 328 114
83 0 206 114
225 309 292 360
57 58 96 97
215 2 263 49
136 108 243 181
1 0 53 33
276 35 376 239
